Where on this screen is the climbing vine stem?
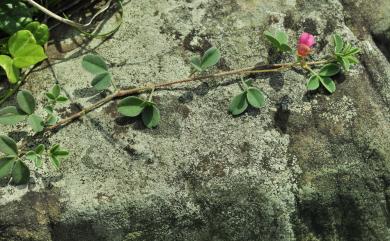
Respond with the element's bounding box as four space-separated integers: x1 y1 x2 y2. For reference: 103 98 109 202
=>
47 59 332 130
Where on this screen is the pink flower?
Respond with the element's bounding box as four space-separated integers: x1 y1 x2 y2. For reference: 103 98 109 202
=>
297 32 315 57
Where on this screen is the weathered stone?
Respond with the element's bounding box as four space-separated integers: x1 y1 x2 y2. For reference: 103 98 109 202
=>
1 0 390 240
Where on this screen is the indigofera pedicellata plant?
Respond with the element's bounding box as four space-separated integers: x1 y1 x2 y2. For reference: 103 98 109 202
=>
0 31 360 185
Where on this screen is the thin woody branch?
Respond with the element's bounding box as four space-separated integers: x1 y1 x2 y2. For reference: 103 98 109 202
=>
47 59 332 130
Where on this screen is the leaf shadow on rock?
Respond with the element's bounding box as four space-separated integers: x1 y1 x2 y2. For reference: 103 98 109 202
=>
73 87 101 98
114 116 145 130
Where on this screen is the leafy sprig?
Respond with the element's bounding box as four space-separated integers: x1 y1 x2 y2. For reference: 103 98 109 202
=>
117 96 161 128
0 29 48 83
82 55 113 91
0 135 68 185
190 47 221 73
333 34 360 71
306 64 340 93
229 79 266 115
305 34 360 93
0 85 68 132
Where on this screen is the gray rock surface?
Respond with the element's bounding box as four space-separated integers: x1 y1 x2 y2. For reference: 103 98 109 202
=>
1 0 390 240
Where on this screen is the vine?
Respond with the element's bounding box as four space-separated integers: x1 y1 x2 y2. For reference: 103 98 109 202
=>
0 29 360 185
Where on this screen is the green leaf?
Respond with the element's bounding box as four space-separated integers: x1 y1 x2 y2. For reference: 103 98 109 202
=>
91 72 112 91
50 156 60 169
0 55 20 83
0 135 18 156
46 92 56 100
12 43 47 68
275 31 288 44
229 92 248 115
307 75 320 90
0 106 26 125
342 42 352 54
244 79 254 87
319 64 341 77
8 30 47 68
17 90 36 114
46 114 58 126
50 144 60 154
279 44 292 52
8 30 35 55
82 55 109 75
346 47 360 56
142 105 160 128
44 106 54 114
320 77 336 93
0 1 32 34
24 21 49 45
27 114 44 133
117 96 145 117
333 34 343 53
246 87 265 108
340 57 350 71
264 31 280 49
346 55 359 64
200 47 221 70
51 84 61 98
191 56 202 72
12 160 30 185
56 96 68 103
0 156 15 178
26 151 42 168
49 144 68 168
35 144 45 155
53 150 69 157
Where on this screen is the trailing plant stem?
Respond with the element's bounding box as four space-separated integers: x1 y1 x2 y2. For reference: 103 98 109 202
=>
47 59 332 130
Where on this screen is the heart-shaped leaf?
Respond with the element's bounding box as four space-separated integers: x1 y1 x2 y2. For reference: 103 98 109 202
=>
307 75 320 90
8 30 47 68
201 47 221 70
91 72 112 91
229 92 248 115
0 106 26 125
319 64 340 77
142 104 160 128
17 90 36 115
24 21 49 45
0 156 15 178
8 30 35 55
0 55 20 83
320 77 336 93
12 43 47 68
246 87 265 108
118 97 145 117
0 135 18 156
12 160 30 185
27 114 44 133
82 55 108 75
